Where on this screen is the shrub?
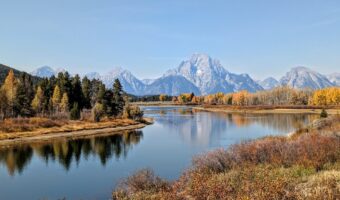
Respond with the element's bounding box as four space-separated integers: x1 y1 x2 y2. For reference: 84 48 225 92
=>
70 103 80 120
113 169 170 199
192 134 339 172
123 105 144 121
320 109 328 118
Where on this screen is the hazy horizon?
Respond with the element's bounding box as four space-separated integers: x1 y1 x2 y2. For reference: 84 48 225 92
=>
1 0 339 80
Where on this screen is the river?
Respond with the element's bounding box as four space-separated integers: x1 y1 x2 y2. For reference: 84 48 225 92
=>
0 106 318 200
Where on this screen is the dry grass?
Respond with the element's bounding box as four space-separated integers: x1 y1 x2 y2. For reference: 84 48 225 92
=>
113 117 340 199
196 105 340 114
0 117 141 140
0 117 65 133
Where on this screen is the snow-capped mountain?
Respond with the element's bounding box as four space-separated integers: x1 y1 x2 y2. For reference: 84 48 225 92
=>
144 75 201 96
280 67 334 89
142 78 156 85
31 66 56 78
258 77 279 90
165 54 263 94
30 55 337 96
327 73 340 86
101 67 145 95
31 66 67 78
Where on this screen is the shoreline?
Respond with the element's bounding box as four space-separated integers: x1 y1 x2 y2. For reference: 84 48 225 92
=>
0 118 153 147
193 106 340 114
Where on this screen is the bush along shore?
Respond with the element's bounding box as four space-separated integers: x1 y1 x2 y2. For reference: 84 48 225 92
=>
112 115 340 200
0 70 147 143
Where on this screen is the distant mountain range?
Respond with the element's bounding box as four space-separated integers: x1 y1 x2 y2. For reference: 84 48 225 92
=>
24 54 340 95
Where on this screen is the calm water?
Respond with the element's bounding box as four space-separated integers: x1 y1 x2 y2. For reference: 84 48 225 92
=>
0 106 317 200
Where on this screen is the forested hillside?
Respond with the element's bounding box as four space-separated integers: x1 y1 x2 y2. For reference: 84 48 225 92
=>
0 64 41 85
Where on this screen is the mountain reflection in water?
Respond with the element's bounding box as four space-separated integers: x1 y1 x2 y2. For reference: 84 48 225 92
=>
0 130 143 176
144 107 317 146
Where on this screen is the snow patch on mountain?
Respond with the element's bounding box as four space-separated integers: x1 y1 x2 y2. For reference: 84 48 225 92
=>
258 77 279 90
166 54 263 94
280 66 334 89
327 73 340 86
31 66 56 78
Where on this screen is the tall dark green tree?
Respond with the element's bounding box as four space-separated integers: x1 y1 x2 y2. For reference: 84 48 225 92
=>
71 75 84 110
82 76 91 109
70 102 80 120
14 73 34 117
56 72 72 108
112 79 125 116
102 90 114 116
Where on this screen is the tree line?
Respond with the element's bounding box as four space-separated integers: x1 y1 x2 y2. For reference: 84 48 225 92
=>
171 86 340 106
0 70 142 121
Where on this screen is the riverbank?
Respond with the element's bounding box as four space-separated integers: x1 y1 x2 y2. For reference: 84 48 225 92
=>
194 105 340 114
0 117 153 147
112 116 340 200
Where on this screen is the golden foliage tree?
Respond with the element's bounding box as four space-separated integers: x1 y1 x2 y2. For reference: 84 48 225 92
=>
31 86 44 113
52 85 61 112
311 87 340 106
60 92 69 112
159 94 167 102
1 70 19 116
232 90 249 106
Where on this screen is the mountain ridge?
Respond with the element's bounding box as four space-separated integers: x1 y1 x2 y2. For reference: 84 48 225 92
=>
27 54 339 95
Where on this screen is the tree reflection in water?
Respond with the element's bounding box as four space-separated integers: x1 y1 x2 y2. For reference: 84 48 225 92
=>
0 130 143 176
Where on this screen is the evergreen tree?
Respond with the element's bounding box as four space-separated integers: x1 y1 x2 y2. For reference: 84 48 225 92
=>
0 88 9 119
81 76 91 109
13 73 34 117
60 93 69 113
102 90 114 116
71 75 84 110
57 72 72 108
31 86 45 114
112 79 125 116
38 77 56 114
52 85 61 113
70 102 80 120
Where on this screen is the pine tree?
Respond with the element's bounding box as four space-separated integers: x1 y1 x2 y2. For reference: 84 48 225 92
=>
57 72 72 108
71 75 84 110
102 90 114 116
31 86 45 114
13 73 34 117
0 88 8 119
112 79 125 116
52 85 61 113
82 76 92 109
60 93 69 113
70 102 80 120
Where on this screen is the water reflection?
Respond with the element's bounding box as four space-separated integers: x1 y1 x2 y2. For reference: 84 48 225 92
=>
144 107 317 146
0 130 143 176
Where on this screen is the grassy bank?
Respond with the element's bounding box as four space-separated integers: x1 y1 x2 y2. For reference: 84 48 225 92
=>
0 117 152 143
112 116 340 200
194 105 340 114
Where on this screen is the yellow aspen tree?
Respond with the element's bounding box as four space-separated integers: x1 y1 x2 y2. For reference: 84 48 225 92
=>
31 86 44 113
159 94 167 101
60 92 69 112
52 85 61 112
1 70 18 116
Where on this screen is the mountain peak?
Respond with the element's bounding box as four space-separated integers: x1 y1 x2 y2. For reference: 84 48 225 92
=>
189 53 211 63
108 67 125 75
31 66 56 78
280 66 334 89
259 77 279 90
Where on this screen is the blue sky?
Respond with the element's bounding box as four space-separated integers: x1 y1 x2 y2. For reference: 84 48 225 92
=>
0 0 339 80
